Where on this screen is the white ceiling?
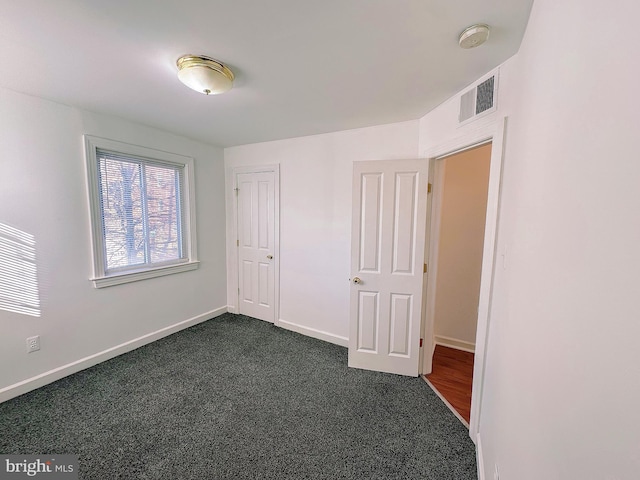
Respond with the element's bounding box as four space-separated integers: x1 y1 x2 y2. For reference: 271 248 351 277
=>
0 0 532 147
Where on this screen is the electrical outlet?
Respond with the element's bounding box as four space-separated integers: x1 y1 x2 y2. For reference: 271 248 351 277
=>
26 335 40 353
494 464 500 480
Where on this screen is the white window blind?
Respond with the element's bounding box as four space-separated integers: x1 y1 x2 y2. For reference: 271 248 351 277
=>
96 149 186 273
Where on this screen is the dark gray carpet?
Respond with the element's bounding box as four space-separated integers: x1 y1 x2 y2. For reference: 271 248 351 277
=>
0 314 477 479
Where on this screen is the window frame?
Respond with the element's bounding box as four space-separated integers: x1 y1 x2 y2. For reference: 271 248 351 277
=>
84 135 199 288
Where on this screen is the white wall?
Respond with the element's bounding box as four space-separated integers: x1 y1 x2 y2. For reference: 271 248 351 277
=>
0 88 227 400
225 121 419 344
481 0 640 477
434 144 491 347
421 0 640 478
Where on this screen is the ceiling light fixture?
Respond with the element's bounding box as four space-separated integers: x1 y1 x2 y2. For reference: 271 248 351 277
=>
458 24 491 49
176 55 234 95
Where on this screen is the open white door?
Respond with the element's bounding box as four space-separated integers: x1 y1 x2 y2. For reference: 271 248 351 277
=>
236 171 276 322
349 159 429 376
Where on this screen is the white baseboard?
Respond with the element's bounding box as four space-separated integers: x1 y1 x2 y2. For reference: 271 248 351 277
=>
227 305 238 314
476 432 486 480
0 306 228 403
435 335 476 353
278 319 348 347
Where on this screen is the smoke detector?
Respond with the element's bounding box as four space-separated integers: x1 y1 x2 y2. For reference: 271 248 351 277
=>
458 24 491 49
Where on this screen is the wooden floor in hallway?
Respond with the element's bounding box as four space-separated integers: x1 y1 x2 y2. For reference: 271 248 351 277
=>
424 345 474 424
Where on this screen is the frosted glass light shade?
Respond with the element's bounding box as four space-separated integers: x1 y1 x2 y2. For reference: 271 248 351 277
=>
176 55 234 95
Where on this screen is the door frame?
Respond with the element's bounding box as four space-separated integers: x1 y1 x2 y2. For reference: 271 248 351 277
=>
230 165 280 325
420 117 507 444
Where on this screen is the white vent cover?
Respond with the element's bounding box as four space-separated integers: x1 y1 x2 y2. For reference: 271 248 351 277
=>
459 89 476 123
459 73 498 124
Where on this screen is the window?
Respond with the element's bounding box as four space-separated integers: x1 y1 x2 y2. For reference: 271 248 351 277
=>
84 136 198 287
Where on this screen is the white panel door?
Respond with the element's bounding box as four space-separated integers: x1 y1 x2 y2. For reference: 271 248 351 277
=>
237 171 275 322
349 159 428 376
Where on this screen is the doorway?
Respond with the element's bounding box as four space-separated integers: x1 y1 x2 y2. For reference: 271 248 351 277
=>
346 117 506 442
431 143 491 353
423 142 492 426
234 166 280 323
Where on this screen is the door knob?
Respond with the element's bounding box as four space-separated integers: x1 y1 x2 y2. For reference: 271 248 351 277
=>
267 255 273 260
352 276 362 284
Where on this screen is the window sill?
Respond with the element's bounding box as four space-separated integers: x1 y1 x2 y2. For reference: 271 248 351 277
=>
91 261 200 288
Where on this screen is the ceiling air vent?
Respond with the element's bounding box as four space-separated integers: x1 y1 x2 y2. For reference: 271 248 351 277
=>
458 72 498 124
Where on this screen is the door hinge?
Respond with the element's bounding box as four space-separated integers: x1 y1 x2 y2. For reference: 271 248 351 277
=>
234 187 239 195
237 239 239 246
423 263 428 274
420 338 423 348
427 183 432 194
